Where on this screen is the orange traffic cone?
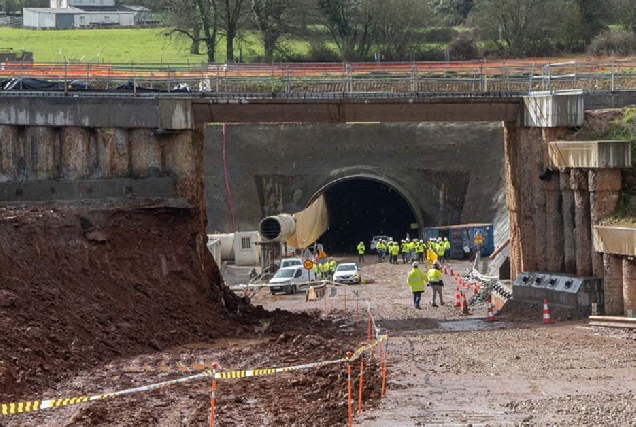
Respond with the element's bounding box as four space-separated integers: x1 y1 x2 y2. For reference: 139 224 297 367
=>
486 297 495 322
460 292 469 315
454 287 461 308
543 299 551 324
443 266 448 274
473 283 479 296
449 265 454 275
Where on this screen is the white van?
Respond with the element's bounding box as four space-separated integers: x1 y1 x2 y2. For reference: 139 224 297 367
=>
268 265 318 295
280 258 303 269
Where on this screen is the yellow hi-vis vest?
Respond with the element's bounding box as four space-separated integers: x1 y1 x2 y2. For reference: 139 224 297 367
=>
428 268 443 284
407 268 426 292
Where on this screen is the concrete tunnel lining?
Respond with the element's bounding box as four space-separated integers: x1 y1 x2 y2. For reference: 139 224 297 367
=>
307 174 424 251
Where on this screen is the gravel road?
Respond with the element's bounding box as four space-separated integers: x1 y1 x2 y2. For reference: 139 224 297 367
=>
256 255 636 426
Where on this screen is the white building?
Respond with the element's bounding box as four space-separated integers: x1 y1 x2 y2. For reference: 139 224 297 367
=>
23 0 152 29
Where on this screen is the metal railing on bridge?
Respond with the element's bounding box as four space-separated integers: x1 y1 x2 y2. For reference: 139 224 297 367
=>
0 58 635 96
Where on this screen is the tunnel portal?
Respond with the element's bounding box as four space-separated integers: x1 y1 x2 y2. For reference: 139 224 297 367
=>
314 178 419 254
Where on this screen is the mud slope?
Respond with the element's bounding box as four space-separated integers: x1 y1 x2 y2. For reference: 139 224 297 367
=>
0 200 247 400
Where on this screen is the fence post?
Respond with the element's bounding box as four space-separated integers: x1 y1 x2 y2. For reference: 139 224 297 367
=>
611 58 615 92
64 61 68 95
216 65 220 93
357 358 364 414
346 352 353 427
209 363 219 427
380 331 389 398
528 63 535 94
574 61 578 86
86 63 89 87
132 62 137 95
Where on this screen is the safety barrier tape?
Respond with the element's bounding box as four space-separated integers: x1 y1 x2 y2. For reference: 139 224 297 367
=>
0 335 387 416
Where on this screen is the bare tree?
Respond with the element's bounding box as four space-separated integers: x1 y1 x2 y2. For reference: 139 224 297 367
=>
372 0 430 60
317 0 377 61
469 0 558 56
163 0 219 63
218 0 252 62
252 0 296 62
614 0 636 32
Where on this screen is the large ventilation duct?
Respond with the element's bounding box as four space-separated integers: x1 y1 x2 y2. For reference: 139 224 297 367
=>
259 214 296 242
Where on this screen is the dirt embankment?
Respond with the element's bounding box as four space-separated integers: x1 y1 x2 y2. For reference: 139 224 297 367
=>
0 200 251 400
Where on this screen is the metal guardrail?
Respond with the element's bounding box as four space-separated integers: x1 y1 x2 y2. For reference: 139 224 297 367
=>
1 58 636 95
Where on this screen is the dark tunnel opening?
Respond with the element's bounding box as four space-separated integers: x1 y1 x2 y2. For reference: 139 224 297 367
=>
317 179 418 254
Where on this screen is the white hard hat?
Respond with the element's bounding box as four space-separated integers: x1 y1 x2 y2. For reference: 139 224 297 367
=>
412 262 418 267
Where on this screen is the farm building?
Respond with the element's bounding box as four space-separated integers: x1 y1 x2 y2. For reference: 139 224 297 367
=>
23 0 152 29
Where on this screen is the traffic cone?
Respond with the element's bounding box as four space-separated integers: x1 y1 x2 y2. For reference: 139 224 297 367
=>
486 297 495 322
543 299 551 324
473 283 479 296
443 266 448 274
460 292 469 315
454 287 461 308
449 265 454 275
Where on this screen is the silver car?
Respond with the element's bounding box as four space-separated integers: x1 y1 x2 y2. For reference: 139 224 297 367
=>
333 263 362 284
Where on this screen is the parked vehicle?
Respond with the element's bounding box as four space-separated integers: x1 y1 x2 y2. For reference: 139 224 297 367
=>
268 265 318 294
333 263 362 284
370 235 390 251
280 258 303 269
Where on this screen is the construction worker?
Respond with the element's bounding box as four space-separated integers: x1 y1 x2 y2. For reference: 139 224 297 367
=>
417 239 425 263
427 260 445 307
400 239 408 264
328 257 337 280
393 241 400 264
436 238 446 265
407 261 427 309
443 237 451 260
409 239 416 262
376 239 386 262
357 241 365 263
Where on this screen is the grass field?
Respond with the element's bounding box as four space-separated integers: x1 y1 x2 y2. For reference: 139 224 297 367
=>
0 27 308 64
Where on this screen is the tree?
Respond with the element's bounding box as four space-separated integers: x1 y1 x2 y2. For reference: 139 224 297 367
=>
469 0 558 57
372 0 430 60
163 0 220 63
614 0 636 32
429 0 474 26
316 0 377 61
218 0 252 62
252 0 297 62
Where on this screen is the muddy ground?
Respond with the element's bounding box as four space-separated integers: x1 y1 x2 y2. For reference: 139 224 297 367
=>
2 217 636 427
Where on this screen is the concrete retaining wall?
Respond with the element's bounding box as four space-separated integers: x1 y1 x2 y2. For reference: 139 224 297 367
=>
204 122 505 233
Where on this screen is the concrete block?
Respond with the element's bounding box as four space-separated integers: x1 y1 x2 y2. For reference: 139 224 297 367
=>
522 94 584 128
593 225 636 256
550 140 632 169
159 98 194 130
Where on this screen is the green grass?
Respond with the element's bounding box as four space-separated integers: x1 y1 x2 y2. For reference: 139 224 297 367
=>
0 27 272 64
